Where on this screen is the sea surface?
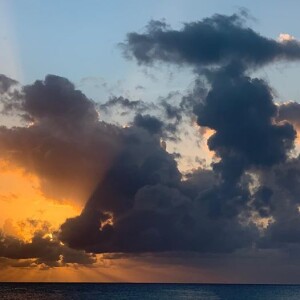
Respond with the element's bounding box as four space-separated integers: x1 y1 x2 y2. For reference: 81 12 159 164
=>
1 283 300 300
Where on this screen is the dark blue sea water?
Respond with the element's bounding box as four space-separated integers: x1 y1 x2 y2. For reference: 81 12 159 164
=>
1 283 300 300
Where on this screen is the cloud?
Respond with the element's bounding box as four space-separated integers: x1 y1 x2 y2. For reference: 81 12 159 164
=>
124 13 300 69
277 101 300 129
0 74 18 94
255 156 300 250
0 75 122 204
123 12 298 216
2 12 300 282
0 230 96 268
59 12 300 258
133 114 163 134
194 64 295 184
99 96 150 115
278 33 296 43
60 126 257 254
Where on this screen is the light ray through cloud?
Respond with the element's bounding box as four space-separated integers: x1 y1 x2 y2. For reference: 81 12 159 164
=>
0 0 23 83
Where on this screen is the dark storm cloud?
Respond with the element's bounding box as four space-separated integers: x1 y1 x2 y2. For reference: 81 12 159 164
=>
0 230 96 268
60 126 258 254
133 114 163 134
194 64 296 183
255 157 300 251
0 75 122 203
110 11 300 259
21 75 98 123
124 13 300 68
125 12 298 181
59 12 300 256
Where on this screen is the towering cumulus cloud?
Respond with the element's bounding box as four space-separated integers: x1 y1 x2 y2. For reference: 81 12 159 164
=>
60 12 300 256
2 13 300 277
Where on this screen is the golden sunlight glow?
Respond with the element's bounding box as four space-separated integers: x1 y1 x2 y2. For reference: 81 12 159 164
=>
99 213 114 231
0 256 216 283
253 215 275 230
175 125 216 173
278 33 296 42
0 160 80 240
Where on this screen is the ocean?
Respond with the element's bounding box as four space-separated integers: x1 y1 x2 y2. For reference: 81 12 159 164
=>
1 283 300 299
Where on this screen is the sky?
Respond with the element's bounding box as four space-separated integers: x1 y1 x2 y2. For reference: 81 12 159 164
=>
2 0 300 283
